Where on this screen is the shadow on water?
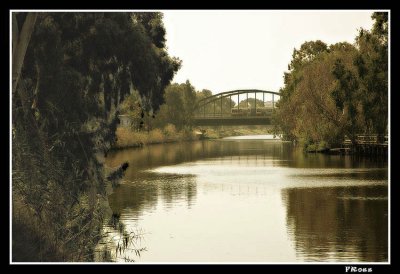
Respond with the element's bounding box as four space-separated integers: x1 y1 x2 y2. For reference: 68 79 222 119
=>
281 185 388 262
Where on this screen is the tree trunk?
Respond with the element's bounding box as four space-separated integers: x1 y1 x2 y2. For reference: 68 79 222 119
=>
12 13 51 163
12 12 38 94
12 14 19 57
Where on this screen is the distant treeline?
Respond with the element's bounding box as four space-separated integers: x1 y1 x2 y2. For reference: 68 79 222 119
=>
119 81 269 131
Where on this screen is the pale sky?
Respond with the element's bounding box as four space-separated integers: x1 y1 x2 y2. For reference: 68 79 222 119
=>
162 10 374 94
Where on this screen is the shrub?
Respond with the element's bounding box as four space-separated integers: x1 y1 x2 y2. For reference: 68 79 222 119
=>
318 140 330 151
148 129 165 144
180 127 195 141
163 124 178 142
115 127 145 148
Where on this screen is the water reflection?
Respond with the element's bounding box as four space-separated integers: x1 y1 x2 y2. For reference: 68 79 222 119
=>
108 174 197 218
106 140 387 175
282 186 388 262
103 139 388 262
106 140 286 176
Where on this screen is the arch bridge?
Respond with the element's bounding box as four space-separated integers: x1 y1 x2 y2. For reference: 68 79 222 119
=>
194 89 280 126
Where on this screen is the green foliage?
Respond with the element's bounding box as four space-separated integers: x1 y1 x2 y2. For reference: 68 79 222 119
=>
148 128 165 143
195 89 235 116
163 124 178 141
289 40 328 71
153 81 197 130
331 58 362 142
355 12 388 141
114 125 197 148
12 12 180 261
276 12 388 148
276 42 351 144
119 92 143 130
238 98 265 108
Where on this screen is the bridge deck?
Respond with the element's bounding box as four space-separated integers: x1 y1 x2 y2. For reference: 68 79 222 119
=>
193 116 272 126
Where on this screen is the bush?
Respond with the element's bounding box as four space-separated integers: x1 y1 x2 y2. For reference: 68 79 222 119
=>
163 124 178 141
180 127 196 141
318 140 330 151
305 143 318 152
115 126 201 149
115 127 147 148
148 129 165 144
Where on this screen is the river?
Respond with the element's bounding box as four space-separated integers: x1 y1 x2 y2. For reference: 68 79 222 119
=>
97 135 388 263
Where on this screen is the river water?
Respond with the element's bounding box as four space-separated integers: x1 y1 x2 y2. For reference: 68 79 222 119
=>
98 135 388 263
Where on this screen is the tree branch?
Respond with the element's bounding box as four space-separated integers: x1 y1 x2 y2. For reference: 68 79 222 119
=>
12 12 38 94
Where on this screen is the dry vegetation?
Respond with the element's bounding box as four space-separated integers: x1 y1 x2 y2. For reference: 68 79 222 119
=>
114 124 198 149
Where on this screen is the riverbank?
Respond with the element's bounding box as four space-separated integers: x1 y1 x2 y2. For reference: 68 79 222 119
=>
114 125 199 149
306 145 387 157
114 125 276 149
200 125 275 139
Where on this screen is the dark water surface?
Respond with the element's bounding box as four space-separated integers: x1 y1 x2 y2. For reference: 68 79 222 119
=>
99 136 388 262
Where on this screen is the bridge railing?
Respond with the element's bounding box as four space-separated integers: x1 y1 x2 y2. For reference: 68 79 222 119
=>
194 113 232 118
194 112 274 118
195 89 280 118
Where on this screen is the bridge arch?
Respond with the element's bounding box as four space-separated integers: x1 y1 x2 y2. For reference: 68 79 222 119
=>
194 89 280 126
195 89 279 115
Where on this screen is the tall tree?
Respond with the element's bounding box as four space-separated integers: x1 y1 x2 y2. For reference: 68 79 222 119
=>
275 40 363 146
12 12 180 261
12 13 38 94
276 13 388 147
354 12 388 142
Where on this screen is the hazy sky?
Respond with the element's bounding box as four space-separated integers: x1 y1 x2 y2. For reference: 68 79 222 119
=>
162 11 374 94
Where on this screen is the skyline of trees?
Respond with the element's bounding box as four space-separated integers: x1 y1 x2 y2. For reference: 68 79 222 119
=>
275 12 388 148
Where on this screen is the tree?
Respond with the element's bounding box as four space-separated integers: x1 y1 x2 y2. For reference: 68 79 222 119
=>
354 12 388 142
153 81 197 129
289 40 328 71
12 12 180 261
12 13 38 94
275 40 362 147
195 89 236 116
331 58 362 144
276 12 388 149
181 80 197 128
238 98 265 108
276 40 329 142
119 91 143 130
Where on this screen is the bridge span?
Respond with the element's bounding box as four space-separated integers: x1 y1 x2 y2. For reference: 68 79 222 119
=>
194 89 280 126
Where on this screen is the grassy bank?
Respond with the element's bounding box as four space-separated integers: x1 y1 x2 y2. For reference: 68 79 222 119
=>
115 125 276 149
114 124 199 149
12 190 107 262
12 196 62 261
304 140 330 153
202 125 275 139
